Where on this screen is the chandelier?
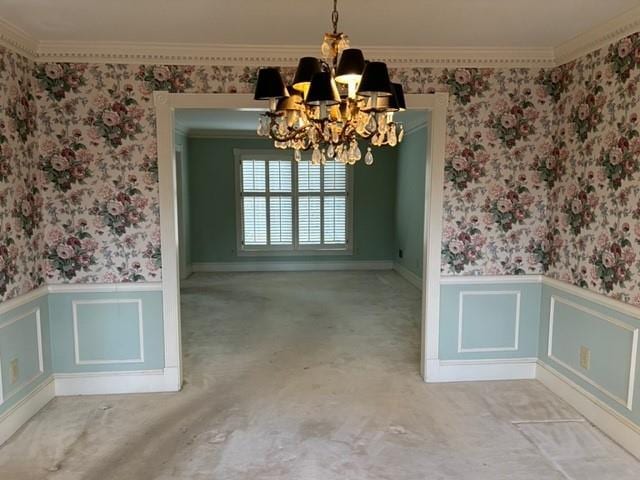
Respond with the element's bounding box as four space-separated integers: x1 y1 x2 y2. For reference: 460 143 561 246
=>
253 0 406 166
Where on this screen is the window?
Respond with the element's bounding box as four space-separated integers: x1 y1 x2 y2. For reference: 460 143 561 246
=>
236 150 351 254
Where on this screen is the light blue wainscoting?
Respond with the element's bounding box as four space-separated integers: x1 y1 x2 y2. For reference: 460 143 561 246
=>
439 280 542 360
539 283 640 426
49 290 164 373
0 293 52 416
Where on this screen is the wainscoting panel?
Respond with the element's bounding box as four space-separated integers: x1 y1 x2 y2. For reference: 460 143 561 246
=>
439 279 541 360
49 290 164 373
73 299 144 365
540 283 640 427
0 291 52 418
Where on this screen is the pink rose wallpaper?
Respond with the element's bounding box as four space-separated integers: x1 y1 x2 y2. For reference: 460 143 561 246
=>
1 29 640 306
547 38 640 305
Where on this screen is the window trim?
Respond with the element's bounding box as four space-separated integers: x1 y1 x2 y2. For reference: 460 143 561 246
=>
234 149 354 257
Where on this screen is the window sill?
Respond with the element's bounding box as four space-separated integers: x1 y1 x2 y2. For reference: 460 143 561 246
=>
238 247 353 257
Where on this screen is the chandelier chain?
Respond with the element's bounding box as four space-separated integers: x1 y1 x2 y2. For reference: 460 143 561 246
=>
331 0 339 34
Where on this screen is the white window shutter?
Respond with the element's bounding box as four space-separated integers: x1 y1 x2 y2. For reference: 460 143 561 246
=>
324 196 346 244
242 160 266 192
269 197 293 245
298 196 321 244
298 161 321 192
242 197 267 245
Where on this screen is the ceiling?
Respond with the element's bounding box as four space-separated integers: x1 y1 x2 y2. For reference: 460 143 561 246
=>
175 109 428 135
0 0 638 48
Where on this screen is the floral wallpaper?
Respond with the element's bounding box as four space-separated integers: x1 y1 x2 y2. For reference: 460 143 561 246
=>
0 46 44 302
0 31 639 307
545 33 640 306
31 61 554 291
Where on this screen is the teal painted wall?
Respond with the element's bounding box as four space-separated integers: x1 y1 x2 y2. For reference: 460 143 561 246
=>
187 137 398 263
439 282 542 360
48 291 164 373
394 123 429 278
0 295 52 415
539 285 640 427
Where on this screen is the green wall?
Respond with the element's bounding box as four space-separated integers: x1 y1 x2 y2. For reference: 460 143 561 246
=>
187 137 398 263
394 125 428 278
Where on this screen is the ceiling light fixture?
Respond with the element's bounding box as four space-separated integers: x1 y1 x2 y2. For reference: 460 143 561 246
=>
253 0 406 166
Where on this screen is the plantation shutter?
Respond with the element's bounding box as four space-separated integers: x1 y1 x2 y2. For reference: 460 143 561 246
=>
241 158 293 247
239 154 349 251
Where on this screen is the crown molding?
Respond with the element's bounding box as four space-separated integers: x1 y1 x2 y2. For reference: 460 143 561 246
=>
554 5 640 65
186 129 261 139
2 7 640 68
0 17 36 59
34 41 555 68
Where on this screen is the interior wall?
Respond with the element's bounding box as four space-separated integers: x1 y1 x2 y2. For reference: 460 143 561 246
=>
394 123 429 279
0 46 43 303
0 46 52 423
175 130 190 277
546 36 640 305
186 136 397 265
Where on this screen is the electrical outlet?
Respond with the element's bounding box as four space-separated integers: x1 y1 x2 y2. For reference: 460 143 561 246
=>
579 346 591 370
9 358 19 384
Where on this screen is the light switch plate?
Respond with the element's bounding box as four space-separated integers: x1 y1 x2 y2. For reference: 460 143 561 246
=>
579 346 591 370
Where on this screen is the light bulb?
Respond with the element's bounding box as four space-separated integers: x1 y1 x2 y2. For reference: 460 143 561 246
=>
365 147 374 165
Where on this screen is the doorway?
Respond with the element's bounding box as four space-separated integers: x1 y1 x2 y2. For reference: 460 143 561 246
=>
154 93 448 389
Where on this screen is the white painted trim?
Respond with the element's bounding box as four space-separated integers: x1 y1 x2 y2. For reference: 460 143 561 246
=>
158 93 447 386
441 274 543 285
186 130 263 139
457 290 520 353
0 17 37 59
47 282 162 293
392 263 422 290
422 93 448 382
71 299 145 366
439 274 640 320
34 41 555 67
54 368 179 396
537 362 640 460
427 358 537 383
0 286 47 316
0 309 45 405
542 276 640 320
555 5 640 65
191 260 393 273
0 376 54 446
547 295 638 410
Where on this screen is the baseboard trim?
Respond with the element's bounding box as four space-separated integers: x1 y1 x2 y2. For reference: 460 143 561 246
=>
537 361 640 460
426 358 538 382
191 260 394 273
0 376 55 445
54 368 181 396
392 263 422 289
